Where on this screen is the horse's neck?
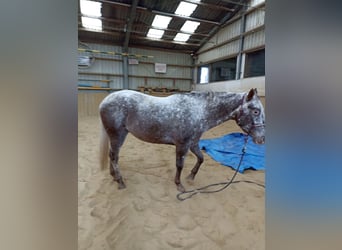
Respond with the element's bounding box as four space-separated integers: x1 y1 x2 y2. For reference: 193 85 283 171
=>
204 93 244 129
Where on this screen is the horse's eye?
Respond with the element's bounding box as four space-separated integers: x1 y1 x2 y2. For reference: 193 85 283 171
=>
253 109 260 115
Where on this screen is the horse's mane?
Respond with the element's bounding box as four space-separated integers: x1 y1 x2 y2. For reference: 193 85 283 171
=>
182 91 240 101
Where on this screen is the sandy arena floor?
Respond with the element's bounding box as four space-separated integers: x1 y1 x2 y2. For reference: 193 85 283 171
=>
78 115 265 250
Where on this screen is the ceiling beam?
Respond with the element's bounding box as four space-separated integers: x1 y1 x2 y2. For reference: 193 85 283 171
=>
150 9 220 25
80 38 195 54
78 22 209 41
79 27 201 47
97 0 220 25
79 27 122 36
220 0 250 7
197 0 246 50
78 14 210 37
132 36 200 47
141 25 210 37
78 13 125 25
181 0 235 12
123 0 139 51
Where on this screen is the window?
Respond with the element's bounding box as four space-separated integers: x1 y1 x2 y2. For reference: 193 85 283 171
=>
197 57 237 84
244 49 265 78
198 66 209 84
210 58 237 82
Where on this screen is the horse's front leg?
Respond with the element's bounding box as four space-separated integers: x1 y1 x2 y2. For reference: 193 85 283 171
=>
175 144 189 192
186 143 204 181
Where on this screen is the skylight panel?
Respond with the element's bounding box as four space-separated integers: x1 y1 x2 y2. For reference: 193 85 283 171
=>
147 28 165 39
80 0 102 17
175 2 198 17
250 0 265 7
151 15 172 29
181 21 200 33
81 16 102 31
80 1 102 31
174 33 191 42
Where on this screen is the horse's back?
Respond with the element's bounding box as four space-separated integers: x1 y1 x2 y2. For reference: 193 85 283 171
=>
99 90 171 122
100 90 138 107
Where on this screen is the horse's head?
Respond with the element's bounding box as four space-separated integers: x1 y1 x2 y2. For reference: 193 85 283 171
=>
233 88 265 144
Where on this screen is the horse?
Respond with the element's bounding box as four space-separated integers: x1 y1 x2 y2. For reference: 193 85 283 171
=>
99 88 265 192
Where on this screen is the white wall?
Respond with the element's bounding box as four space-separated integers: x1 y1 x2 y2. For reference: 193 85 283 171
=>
194 76 265 96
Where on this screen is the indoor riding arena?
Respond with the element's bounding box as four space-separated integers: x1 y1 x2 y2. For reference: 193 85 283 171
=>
78 0 266 249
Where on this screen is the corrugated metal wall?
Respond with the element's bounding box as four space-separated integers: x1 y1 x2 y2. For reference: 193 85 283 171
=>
129 47 192 90
78 44 124 89
244 29 265 51
199 40 240 63
196 0 265 65
129 47 192 66
245 9 265 32
78 44 193 116
78 92 108 117
200 19 241 53
78 43 193 91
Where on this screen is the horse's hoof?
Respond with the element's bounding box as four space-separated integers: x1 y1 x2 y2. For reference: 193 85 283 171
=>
177 184 185 193
186 173 195 181
118 181 126 189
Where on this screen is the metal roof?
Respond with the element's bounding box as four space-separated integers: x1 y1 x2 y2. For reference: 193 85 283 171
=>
78 0 248 54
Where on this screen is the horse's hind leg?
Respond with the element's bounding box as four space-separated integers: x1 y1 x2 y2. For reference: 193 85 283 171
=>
186 143 204 181
109 129 128 189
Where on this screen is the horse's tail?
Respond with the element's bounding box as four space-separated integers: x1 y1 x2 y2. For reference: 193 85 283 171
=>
99 119 109 170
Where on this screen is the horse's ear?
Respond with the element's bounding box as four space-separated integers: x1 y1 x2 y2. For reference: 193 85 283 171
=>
246 88 256 101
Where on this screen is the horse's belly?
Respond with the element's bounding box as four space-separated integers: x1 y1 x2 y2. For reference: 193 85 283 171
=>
132 133 174 145
126 121 174 145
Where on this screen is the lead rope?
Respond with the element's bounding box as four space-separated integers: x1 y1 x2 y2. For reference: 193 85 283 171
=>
176 134 264 201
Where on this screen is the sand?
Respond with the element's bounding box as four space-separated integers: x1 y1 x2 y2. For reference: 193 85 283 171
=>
78 115 265 250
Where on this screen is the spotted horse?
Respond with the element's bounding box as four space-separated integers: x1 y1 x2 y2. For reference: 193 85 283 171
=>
99 88 265 192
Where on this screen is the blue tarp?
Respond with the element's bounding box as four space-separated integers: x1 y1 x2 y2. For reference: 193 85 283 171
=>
199 132 265 173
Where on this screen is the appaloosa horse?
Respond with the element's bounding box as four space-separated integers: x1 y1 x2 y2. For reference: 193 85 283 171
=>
99 88 265 192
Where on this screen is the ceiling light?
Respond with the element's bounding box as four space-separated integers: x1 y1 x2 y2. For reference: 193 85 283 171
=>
174 33 191 42
80 0 102 17
81 17 102 31
147 28 165 39
175 2 198 17
151 15 172 29
181 20 200 33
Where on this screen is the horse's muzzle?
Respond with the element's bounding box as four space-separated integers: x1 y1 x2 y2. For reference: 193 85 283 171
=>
253 135 265 145
249 123 265 144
